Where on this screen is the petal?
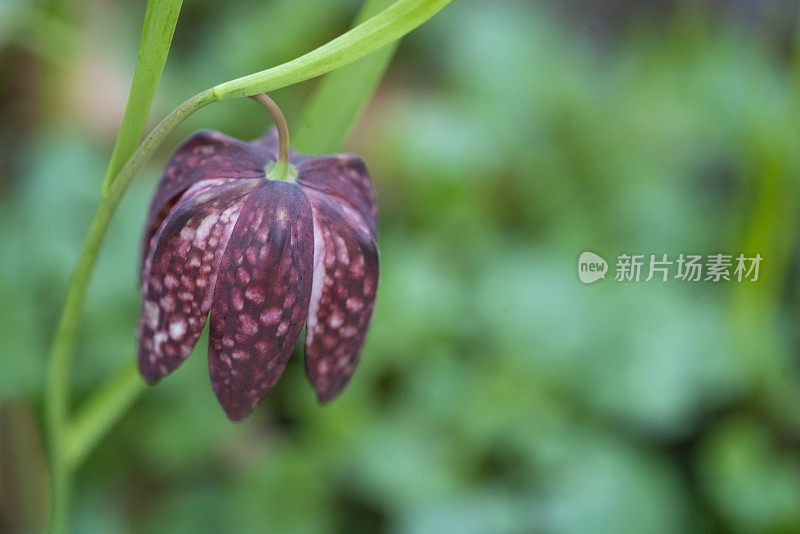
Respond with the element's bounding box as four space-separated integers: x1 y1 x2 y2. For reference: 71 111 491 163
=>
302 188 379 403
141 178 244 290
247 127 279 158
138 179 259 384
208 181 314 421
141 131 270 274
296 155 378 239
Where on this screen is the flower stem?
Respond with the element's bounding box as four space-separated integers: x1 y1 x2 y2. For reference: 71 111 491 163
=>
45 184 120 534
211 0 453 99
250 94 291 181
45 90 215 534
294 0 399 153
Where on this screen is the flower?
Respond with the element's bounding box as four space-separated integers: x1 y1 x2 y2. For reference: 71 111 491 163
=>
137 127 378 421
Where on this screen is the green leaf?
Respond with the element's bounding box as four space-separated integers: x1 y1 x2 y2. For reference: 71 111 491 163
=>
293 0 400 154
65 359 145 470
211 0 452 100
102 0 183 191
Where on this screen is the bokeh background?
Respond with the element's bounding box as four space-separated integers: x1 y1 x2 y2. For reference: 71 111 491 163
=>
3 0 800 532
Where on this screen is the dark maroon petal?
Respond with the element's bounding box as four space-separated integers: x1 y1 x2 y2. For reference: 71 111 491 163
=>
138 179 259 384
141 131 270 276
296 155 378 238
247 127 279 158
303 188 379 403
208 181 314 421
141 178 244 290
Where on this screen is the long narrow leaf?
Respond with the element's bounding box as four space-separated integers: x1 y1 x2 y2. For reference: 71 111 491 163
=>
293 0 398 153
102 0 182 191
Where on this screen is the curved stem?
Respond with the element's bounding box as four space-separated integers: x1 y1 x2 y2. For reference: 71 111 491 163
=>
250 94 290 181
211 0 452 99
294 0 399 153
45 191 115 534
45 90 215 534
107 90 217 200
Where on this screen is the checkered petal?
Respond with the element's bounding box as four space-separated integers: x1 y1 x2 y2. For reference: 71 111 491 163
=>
208 181 314 421
138 179 258 383
302 188 378 402
141 131 270 277
297 154 377 238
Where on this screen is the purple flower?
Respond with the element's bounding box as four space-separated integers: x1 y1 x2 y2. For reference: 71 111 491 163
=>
137 128 378 421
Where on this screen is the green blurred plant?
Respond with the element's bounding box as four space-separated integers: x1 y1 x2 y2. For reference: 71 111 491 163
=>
43 0 451 532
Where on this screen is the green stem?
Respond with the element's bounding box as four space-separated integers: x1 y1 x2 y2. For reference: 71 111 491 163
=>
250 94 292 181
45 187 115 534
211 0 452 99
294 0 399 153
45 90 214 534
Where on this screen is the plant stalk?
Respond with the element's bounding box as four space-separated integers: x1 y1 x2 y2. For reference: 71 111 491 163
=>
45 90 215 534
250 94 291 181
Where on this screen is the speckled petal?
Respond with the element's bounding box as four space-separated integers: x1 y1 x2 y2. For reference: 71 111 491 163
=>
297 155 378 238
141 131 271 275
303 189 378 402
141 178 245 291
208 181 314 421
138 179 259 384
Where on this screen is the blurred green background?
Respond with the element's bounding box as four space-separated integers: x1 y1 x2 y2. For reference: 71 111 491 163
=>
3 0 800 532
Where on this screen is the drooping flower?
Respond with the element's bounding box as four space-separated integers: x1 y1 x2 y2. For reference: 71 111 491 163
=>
137 116 378 421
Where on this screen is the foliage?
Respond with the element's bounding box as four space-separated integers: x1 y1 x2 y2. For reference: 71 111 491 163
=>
2 0 800 532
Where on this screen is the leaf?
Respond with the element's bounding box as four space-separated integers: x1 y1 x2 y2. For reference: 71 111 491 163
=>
102 0 183 191
293 0 400 154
